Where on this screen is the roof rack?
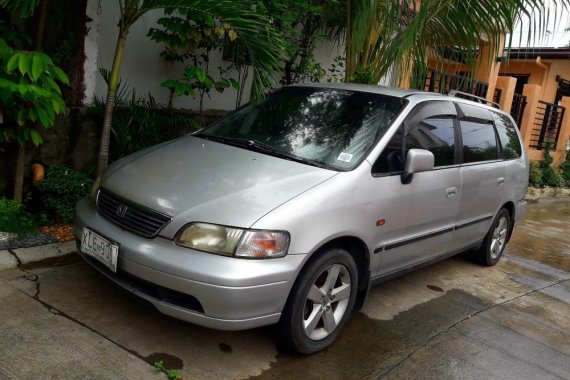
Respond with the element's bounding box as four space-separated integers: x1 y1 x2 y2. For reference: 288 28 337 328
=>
446 90 502 110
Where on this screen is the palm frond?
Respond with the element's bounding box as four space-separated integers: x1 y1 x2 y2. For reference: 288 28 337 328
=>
140 0 288 99
346 0 570 86
0 0 40 17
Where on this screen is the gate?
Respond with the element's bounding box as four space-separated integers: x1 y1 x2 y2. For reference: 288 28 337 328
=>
510 93 527 127
493 88 502 105
555 77 570 104
529 101 565 150
422 69 489 98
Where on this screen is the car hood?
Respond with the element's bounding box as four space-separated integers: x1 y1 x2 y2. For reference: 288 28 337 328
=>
101 136 337 236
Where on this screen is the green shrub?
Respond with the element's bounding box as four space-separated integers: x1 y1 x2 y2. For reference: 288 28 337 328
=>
37 165 93 223
529 160 543 188
0 198 37 237
560 152 570 187
86 83 199 162
540 143 563 187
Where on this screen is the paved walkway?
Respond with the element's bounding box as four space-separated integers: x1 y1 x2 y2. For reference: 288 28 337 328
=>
0 276 163 379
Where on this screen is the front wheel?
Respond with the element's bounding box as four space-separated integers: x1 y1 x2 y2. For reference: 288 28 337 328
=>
277 248 358 354
475 208 511 266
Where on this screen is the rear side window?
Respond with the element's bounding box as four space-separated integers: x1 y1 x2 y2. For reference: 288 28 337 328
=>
372 117 456 174
493 112 522 159
460 121 499 163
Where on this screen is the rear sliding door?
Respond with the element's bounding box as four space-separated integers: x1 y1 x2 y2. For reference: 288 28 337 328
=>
453 103 505 248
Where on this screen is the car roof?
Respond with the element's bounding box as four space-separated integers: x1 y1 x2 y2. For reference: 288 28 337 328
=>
290 82 510 117
290 82 432 98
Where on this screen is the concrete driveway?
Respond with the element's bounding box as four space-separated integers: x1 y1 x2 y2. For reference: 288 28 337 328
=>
0 202 569 380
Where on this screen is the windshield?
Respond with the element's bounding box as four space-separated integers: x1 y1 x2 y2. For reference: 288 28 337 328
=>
197 86 406 170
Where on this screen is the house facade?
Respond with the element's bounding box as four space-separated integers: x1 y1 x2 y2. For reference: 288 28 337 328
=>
401 41 570 167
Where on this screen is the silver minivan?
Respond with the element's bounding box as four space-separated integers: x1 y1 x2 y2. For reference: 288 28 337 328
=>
76 84 528 353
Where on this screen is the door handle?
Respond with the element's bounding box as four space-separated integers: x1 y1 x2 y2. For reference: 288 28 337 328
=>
497 177 505 186
446 187 457 198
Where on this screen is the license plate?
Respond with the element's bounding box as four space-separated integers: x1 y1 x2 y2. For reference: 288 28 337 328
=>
81 227 119 272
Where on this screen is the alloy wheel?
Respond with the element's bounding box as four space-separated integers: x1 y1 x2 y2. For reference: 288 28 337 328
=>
490 216 508 259
303 263 351 341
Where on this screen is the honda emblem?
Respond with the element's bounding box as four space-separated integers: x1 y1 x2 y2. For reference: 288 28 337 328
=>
116 204 128 217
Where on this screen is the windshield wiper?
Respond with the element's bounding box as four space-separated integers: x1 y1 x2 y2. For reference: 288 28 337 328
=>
194 134 335 170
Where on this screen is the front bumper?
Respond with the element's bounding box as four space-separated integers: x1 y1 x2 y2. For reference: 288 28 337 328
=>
75 198 307 330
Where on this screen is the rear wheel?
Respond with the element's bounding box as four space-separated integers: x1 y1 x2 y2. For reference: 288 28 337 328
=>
277 248 358 354
475 208 511 266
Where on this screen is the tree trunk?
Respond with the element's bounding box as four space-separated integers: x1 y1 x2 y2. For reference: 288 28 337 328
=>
13 144 25 202
284 60 293 85
168 88 174 114
96 27 128 178
34 0 49 50
199 92 205 127
345 0 353 82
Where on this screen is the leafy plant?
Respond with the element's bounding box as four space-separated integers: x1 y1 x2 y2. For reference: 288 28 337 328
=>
37 165 93 223
0 37 69 201
528 160 543 188
149 10 240 124
94 0 286 178
166 369 182 380
559 151 570 187
154 360 165 372
540 143 563 187
344 0 564 85
0 197 37 237
52 31 76 72
154 360 181 380
0 0 40 17
256 0 335 86
161 65 239 125
87 81 200 161
0 41 68 142
325 56 345 83
351 65 375 84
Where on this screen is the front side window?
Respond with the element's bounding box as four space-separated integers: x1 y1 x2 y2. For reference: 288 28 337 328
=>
493 112 522 159
372 117 456 174
460 121 499 163
411 118 456 167
197 87 405 170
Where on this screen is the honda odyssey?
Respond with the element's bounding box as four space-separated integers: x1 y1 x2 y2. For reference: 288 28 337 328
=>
76 83 529 353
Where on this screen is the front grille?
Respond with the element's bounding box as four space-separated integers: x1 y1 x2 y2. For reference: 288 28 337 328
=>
96 188 171 238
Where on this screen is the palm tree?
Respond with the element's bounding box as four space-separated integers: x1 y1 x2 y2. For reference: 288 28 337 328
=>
95 0 286 178
344 0 569 85
0 0 39 16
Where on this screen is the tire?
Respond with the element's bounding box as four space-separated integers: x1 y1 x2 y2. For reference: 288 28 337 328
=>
475 208 511 266
277 247 358 354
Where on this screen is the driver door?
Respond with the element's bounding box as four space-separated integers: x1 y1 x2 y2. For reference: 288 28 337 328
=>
371 101 462 276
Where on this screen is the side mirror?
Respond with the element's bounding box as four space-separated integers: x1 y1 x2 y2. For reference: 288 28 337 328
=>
401 149 435 184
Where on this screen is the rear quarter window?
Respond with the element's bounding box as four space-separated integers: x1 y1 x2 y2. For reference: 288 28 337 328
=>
493 112 522 159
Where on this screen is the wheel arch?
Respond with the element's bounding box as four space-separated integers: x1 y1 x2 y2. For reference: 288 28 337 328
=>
499 201 515 242
303 235 371 311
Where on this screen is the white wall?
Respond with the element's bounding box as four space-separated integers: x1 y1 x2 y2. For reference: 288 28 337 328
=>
84 0 344 111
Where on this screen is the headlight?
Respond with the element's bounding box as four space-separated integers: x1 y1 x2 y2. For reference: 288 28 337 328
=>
175 222 290 259
89 177 101 205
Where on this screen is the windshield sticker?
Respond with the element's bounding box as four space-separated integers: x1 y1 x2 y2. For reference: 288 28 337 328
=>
337 152 353 163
